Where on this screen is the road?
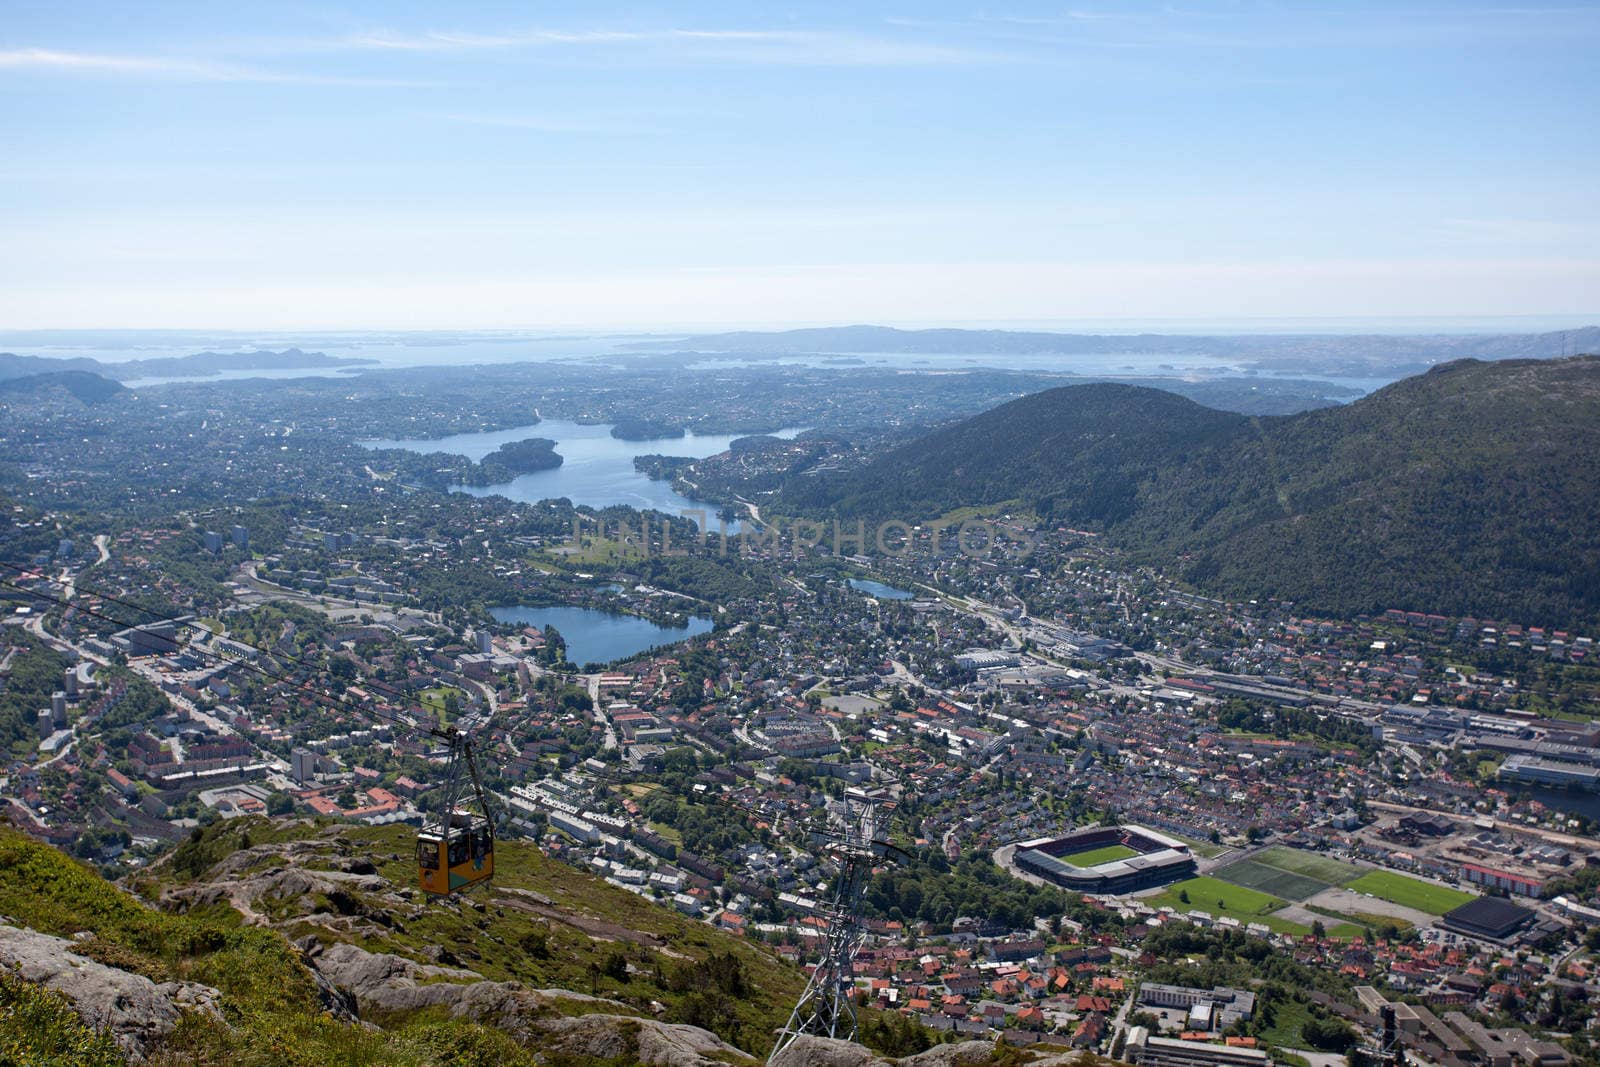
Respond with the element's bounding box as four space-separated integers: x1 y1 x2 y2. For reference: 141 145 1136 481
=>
887 658 936 693
588 672 618 751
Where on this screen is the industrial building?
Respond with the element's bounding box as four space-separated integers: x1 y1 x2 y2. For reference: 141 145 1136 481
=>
1123 1027 1270 1067
1138 983 1256 1029
1439 896 1538 941
1499 753 1600 791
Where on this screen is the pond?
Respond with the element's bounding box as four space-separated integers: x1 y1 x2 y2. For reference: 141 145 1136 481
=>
361 418 804 533
847 578 915 600
490 604 714 666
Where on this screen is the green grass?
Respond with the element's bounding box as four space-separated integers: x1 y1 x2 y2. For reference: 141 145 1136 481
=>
1213 858 1329 902
1063 844 1140 867
342 823 802 1055
1251 846 1363 885
1213 849 1368 907
1146 876 1291 926
549 536 646 566
1305 903 1414 933
1168 833 1227 859
418 686 466 717
1345 870 1475 915
1255 992 1316 1049
0 969 123 1067
1146 876 1364 938
0 817 795 1064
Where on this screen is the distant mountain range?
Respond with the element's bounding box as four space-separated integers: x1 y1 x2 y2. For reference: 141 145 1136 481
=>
627 324 1600 378
781 356 1600 628
0 348 373 383
0 370 127 404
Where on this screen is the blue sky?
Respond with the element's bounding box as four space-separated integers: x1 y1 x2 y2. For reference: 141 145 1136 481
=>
2 1 1596 329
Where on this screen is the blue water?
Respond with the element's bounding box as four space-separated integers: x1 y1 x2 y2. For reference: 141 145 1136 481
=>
847 578 915 600
489 604 713 666
360 418 804 533
1526 785 1600 822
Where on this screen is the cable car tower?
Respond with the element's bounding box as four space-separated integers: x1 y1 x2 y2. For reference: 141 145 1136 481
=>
769 787 908 1063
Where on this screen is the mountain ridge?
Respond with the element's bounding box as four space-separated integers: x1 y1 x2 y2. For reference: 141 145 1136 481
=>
780 356 1600 628
0 348 374 383
623 324 1600 372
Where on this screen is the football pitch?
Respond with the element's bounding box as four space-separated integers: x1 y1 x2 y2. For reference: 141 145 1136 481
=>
1345 870 1476 914
1214 846 1364 902
1063 844 1140 867
1212 859 1329 901
1252 846 1363 885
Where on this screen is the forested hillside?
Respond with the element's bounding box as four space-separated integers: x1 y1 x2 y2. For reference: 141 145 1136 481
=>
781 357 1600 628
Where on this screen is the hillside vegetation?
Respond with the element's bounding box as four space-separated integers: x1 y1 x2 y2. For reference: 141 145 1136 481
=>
781 357 1600 628
0 817 805 1064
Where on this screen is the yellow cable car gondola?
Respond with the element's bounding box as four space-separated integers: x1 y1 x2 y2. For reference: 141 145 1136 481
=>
417 729 495 896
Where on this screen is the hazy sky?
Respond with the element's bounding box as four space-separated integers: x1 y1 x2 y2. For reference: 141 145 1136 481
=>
2 1 1596 329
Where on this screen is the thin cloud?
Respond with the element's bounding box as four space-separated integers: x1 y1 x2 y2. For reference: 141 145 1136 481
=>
346 27 1001 66
427 112 640 134
0 47 430 86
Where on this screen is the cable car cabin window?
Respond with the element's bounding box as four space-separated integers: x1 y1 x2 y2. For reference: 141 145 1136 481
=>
417 838 440 869
472 827 491 861
448 831 470 867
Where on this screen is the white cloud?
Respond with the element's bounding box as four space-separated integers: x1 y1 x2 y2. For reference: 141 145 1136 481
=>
0 47 428 86
345 27 999 66
425 112 641 134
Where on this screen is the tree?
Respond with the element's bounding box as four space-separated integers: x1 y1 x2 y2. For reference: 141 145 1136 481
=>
1310 919 1326 939
1302 1017 1357 1053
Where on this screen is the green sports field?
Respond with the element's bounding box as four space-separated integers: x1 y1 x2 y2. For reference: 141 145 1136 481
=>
1214 846 1365 902
1346 870 1475 914
1146 876 1297 929
1212 859 1329 901
1063 844 1140 867
1147 876 1365 938
1252 846 1364 885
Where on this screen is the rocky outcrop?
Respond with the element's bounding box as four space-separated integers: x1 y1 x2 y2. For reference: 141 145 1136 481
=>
304 939 485 1015
536 1012 757 1066
0 923 224 1058
767 1035 885 1067
161 861 389 925
305 940 754 1065
768 1035 1087 1067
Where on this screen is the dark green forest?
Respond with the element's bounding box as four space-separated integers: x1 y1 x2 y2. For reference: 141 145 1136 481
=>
779 357 1600 629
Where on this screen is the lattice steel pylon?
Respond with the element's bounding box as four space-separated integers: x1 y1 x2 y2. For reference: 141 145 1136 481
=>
769 787 907 1063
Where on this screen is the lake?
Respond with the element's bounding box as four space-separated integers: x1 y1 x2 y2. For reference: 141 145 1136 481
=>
490 605 714 666
847 578 915 600
1524 785 1600 823
360 418 804 532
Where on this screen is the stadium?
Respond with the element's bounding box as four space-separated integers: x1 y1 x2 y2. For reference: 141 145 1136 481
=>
1013 824 1197 894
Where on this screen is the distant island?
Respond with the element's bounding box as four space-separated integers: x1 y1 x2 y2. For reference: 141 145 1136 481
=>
610 418 686 441
366 437 562 491
473 438 563 483
622 324 1600 379
0 347 376 383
